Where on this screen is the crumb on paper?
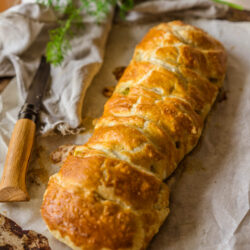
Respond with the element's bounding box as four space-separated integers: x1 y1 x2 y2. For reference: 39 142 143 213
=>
103 86 115 97
112 66 126 81
218 89 228 103
50 144 76 164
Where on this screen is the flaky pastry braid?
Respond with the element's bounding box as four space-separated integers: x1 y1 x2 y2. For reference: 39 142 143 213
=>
41 21 227 250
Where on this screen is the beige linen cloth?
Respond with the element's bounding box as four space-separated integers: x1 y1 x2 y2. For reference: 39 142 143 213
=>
1 1 250 250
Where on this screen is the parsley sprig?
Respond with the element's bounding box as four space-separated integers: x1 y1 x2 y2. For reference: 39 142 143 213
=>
38 0 133 66
38 0 242 66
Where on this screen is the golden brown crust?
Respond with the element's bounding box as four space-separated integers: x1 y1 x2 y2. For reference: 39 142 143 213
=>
41 21 226 250
42 156 169 250
42 177 140 250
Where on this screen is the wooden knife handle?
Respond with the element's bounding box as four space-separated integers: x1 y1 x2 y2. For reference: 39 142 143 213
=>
0 119 36 202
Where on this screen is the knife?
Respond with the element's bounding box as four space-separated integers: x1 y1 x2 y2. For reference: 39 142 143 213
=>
0 56 50 202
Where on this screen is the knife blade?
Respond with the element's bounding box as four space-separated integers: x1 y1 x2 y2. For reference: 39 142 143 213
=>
19 56 50 122
0 56 50 202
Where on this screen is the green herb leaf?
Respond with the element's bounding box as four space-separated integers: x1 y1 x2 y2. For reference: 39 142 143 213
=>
121 87 130 95
38 0 134 66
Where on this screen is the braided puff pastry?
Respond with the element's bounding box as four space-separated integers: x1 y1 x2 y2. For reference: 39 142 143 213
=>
41 21 227 250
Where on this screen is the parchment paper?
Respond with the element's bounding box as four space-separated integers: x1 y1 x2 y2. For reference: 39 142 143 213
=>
0 18 249 250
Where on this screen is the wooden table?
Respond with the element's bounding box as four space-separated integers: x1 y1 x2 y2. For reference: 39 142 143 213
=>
0 7 249 94
224 8 250 21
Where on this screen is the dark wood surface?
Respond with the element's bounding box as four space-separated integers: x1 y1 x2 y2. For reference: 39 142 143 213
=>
224 8 250 21
0 8 249 94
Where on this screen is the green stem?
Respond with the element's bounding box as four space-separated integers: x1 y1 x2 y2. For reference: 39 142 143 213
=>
212 0 244 10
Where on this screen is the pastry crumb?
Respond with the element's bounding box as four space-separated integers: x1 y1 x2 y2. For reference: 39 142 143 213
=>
112 66 126 81
50 144 76 164
103 86 115 97
218 89 228 103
